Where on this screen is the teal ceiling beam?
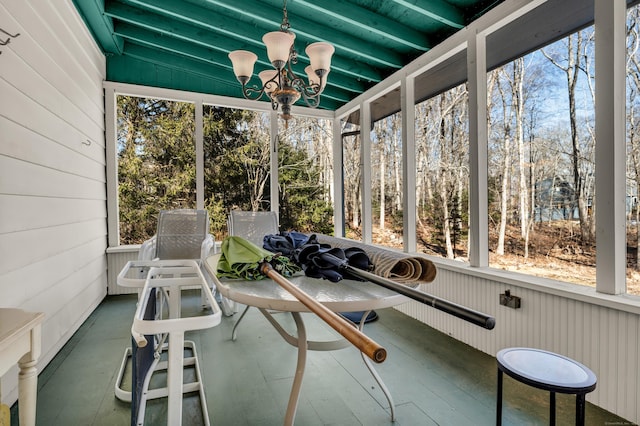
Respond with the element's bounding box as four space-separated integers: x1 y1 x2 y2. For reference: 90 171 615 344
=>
105 1 384 83
115 0 396 72
114 23 355 102
107 55 252 100
192 0 405 69
113 23 234 71
294 0 431 51
72 0 123 54
118 0 263 46
105 2 263 53
389 0 465 29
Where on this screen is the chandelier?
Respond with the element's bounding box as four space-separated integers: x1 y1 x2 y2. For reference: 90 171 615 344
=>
228 0 334 122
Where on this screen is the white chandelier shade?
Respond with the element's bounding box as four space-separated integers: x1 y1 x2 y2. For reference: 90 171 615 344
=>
305 42 335 76
305 66 328 90
262 31 295 68
259 70 279 94
228 50 258 84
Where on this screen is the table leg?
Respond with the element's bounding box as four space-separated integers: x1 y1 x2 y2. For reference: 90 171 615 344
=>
576 394 586 426
231 305 251 341
550 391 556 426
17 358 38 426
284 312 308 426
358 311 395 421
496 369 503 426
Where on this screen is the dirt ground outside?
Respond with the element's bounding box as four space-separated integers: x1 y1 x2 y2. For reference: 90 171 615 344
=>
364 221 640 297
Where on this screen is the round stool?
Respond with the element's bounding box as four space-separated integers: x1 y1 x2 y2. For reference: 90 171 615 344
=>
496 347 597 426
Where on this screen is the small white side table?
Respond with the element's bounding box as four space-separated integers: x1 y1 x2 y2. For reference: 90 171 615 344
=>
0 308 45 426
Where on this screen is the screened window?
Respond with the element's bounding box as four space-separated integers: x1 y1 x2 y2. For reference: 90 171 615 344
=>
116 96 196 244
415 85 470 260
487 27 598 289
278 116 334 234
372 113 404 250
203 106 271 239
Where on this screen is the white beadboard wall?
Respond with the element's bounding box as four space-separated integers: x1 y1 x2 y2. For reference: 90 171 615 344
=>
106 245 141 295
395 262 640 424
0 0 107 406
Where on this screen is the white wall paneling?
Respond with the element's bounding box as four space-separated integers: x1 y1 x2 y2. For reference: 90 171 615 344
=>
0 0 107 405
106 246 141 295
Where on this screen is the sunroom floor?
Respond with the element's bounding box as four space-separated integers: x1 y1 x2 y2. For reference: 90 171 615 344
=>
14 292 629 425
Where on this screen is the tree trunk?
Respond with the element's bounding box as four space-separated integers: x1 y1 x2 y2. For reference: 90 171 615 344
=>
514 58 528 239
567 33 590 244
380 148 386 229
497 135 511 256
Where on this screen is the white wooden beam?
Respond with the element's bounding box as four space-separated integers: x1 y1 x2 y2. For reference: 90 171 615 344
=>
401 77 417 252
361 101 373 244
467 29 489 267
332 116 345 237
104 86 119 247
195 101 204 210
270 110 280 218
595 0 626 294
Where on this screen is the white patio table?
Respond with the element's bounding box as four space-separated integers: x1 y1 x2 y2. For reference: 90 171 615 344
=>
204 253 409 426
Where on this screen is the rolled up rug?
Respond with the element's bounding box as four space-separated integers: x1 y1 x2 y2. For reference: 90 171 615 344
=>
315 235 437 283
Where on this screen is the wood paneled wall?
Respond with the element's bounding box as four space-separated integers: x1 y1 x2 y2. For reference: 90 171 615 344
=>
0 0 106 405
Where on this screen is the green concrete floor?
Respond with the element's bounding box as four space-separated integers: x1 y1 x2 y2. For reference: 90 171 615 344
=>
12 293 632 425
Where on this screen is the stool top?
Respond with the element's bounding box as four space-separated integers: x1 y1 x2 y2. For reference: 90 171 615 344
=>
497 347 597 394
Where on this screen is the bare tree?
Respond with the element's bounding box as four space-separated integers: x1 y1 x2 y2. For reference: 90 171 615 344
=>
492 67 514 256
341 122 361 232
543 30 594 244
513 57 529 239
627 7 640 269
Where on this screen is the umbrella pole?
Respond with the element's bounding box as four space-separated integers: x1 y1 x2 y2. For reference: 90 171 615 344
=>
259 262 387 363
319 253 496 330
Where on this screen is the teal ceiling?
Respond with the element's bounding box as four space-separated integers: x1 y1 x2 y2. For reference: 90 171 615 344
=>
73 0 504 110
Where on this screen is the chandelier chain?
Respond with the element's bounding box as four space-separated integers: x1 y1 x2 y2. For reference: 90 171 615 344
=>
280 0 290 32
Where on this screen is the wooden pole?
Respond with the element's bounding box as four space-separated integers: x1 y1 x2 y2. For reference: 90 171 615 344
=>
259 262 387 363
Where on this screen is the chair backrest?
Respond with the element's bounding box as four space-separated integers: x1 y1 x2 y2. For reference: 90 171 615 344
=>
155 209 209 260
228 210 278 247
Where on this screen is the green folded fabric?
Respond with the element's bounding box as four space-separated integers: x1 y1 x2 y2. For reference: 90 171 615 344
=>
217 236 300 280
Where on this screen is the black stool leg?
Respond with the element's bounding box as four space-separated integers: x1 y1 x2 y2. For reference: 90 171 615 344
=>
496 369 503 426
550 392 556 426
576 393 586 426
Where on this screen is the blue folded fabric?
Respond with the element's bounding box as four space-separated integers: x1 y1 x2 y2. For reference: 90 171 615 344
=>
262 231 373 282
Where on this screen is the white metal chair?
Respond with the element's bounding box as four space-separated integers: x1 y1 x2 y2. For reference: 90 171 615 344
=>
115 209 223 425
226 210 279 338
137 209 238 314
129 261 220 426
140 209 214 265
227 210 279 247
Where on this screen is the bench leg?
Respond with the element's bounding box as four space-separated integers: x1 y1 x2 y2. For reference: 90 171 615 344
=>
576 394 586 426
496 369 503 426
550 392 556 426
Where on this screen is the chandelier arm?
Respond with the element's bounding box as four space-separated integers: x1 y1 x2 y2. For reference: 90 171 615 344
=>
241 83 268 101
283 53 299 84
298 88 321 108
291 76 320 98
284 58 322 107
